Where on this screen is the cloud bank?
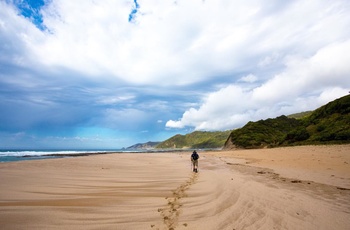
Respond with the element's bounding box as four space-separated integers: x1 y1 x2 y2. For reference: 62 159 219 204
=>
1 0 350 148
166 40 350 130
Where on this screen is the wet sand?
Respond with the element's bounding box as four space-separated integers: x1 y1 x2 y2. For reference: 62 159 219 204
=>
0 145 349 229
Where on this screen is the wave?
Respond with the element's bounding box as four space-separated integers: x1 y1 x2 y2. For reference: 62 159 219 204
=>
0 150 121 157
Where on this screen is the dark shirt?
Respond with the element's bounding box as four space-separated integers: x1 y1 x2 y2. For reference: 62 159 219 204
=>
191 152 199 161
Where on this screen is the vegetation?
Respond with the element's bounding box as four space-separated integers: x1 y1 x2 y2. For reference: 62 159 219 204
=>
226 115 302 148
154 95 350 150
299 94 350 144
225 94 350 148
156 130 232 149
126 141 160 150
287 111 313 119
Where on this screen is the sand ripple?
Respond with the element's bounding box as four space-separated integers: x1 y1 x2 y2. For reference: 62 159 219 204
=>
0 145 349 229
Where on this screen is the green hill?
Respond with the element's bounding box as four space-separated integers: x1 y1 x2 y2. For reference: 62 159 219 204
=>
156 130 232 149
155 95 350 150
225 115 302 149
298 94 350 143
225 94 350 149
287 111 313 119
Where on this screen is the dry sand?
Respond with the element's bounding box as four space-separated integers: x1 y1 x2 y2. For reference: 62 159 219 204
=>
0 145 349 230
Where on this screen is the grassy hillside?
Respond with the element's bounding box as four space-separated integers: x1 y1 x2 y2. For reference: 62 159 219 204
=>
287 111 313 119
298 94 350 143
225 94 350 149
226 115 302 148
156 130 232 149
155 95 349 150
126 141 160 150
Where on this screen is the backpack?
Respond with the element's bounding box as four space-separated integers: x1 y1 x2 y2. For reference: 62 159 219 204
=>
192 152 199 160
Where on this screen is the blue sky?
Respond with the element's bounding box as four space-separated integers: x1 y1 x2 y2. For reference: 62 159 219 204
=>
1 0 350 149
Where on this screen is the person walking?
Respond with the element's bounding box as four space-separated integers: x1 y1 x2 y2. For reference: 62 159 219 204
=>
191 150 199 172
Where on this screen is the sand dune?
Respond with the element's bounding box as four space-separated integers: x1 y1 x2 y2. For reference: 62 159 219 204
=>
0 145 349 229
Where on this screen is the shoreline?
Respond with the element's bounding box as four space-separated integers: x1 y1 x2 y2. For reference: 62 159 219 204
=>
0 148 222 163
0 149 193 163
0 145 349 229
1 143 347 161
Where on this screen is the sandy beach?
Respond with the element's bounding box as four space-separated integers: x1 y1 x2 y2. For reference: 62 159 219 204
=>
0 145 349 230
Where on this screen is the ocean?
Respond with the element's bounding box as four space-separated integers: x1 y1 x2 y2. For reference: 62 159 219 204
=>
0 148 201 163
0 149 125 163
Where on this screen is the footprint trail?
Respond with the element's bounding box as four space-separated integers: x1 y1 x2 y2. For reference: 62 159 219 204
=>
153 172 198 230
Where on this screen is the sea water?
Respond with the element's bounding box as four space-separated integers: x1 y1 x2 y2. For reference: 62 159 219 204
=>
0 149 123 163
0 149 197 163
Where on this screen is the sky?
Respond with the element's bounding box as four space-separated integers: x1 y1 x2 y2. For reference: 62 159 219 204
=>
1 0 350 149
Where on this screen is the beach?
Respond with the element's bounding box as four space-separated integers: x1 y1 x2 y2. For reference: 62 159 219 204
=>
0 145 349 230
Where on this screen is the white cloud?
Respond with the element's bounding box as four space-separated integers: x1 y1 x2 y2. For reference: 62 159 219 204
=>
239 74 258 83
252 40 350 103
166 85 254 130
166 40 350 131
3 0 349 86
0 2 44 68
2 0 350 147
258 53 281 68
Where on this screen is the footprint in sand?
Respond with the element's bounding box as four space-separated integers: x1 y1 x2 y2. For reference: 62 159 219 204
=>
155 173 198 230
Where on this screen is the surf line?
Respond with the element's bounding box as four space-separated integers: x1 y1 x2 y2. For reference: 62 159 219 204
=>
155 172 198 230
